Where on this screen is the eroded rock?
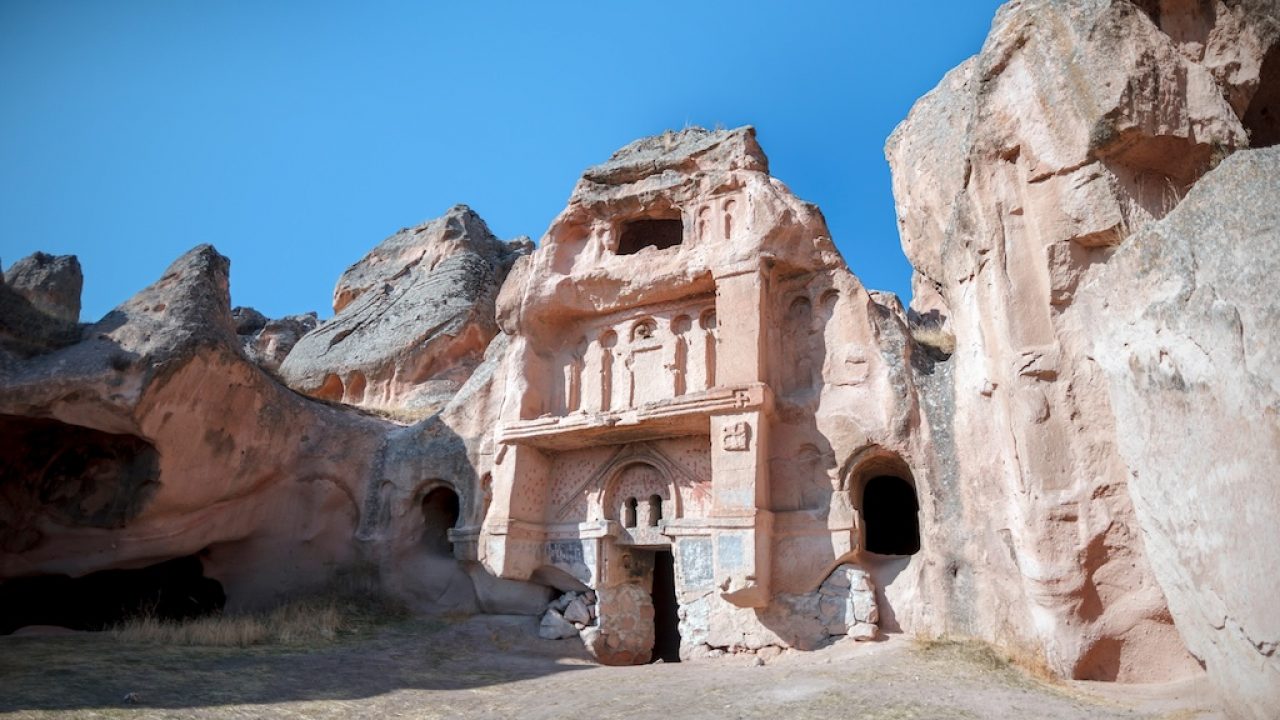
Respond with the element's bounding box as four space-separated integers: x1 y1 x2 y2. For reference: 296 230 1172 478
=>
881 0 1277 685
0 245 388 615
4 252 82 323
1083 146 1280 719
233 306 318 373
279 205 530 413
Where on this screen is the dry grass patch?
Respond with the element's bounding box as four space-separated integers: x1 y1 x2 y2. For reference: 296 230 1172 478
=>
912 635 1056 685
362 403 443 425
111 598 345 647
110 573 409 648
909 323 956 355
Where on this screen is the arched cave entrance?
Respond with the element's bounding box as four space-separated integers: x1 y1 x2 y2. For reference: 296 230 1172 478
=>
421 485 460 556
604 460 682 663
0 554 225 634
862 475 920 556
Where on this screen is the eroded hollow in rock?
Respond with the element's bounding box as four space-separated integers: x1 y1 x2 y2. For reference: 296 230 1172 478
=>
616 217 683 255
862 475 921 556
0 415 160 552
421 485 460 556
1243 42 1280 148
0 554 225 634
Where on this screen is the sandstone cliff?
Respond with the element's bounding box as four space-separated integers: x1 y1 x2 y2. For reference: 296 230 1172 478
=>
886 0 1278 708
1083 146 1280 719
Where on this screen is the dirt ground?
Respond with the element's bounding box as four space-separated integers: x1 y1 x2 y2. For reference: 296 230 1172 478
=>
0 615 1223 720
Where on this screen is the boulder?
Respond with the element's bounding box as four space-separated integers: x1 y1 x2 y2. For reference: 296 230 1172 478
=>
538 608 578 640
278 205 530 413
4 252 82 323
563 597 592 625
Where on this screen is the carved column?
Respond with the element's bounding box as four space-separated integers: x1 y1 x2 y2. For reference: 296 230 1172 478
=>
707 260 773 607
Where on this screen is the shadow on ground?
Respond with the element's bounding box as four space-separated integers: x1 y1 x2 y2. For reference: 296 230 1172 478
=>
0 615 589 714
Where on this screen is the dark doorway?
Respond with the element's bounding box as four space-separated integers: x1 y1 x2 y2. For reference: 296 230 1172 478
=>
0 554 225 634
650 549 681 662
421 486 460 556
863 475 920 555
617 218 683 255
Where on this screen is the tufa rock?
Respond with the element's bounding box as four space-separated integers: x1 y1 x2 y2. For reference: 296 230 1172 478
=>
279 205 530 413
4 252 83 323
883 0 1278 684
1082 146 1280 720
0 253 84 357
0 245 389 612
233 306 318 373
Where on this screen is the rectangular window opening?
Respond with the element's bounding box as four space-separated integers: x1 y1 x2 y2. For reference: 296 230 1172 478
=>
617 218 683 255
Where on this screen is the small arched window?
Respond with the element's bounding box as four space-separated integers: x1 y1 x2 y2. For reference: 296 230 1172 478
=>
623 497 638 528
648 495 663 527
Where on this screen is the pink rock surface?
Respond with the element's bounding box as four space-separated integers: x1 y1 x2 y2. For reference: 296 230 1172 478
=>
886 0 1277 694
0 246 388 610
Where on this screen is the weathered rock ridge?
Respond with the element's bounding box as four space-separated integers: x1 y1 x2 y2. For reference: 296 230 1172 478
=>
0 245 387 614
279 205 530 413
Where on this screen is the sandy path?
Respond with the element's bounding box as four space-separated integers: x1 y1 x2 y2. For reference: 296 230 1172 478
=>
0 615 1221 719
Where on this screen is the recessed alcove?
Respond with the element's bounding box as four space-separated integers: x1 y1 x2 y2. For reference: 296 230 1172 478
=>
863 475 920 555
421 485 460 556
0 554 225 634
616 217 683 255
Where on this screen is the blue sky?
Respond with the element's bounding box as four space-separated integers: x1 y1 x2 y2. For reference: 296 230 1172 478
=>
1 1 1002 322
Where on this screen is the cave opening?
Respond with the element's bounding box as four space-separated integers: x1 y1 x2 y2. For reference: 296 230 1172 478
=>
0 554 225 634
862 475 921 556
0 414 160 553
421 485 460 556
616 217 683 255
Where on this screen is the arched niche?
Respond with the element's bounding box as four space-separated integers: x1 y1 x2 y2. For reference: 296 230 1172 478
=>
420 481 461 557
550 443 693 525
602 461 677 530
841 447 921 556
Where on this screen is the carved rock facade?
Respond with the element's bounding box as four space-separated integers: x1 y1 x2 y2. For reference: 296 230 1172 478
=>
471 127 928 662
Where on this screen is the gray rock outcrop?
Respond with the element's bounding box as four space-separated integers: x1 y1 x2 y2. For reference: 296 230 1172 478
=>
278 205 531 414
233 306 318 373
4 252 82 323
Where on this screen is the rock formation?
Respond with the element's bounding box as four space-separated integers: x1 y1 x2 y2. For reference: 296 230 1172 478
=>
4 252 82 323
0 246 389 619
1083 146 1280 719
232 306 318 373
886 0 1278 712
278 205 530 414
1 253 83 357
0 1 1276 716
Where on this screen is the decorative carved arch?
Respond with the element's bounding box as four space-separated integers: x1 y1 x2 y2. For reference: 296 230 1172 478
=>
552 442 695 522
837 444 915 496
